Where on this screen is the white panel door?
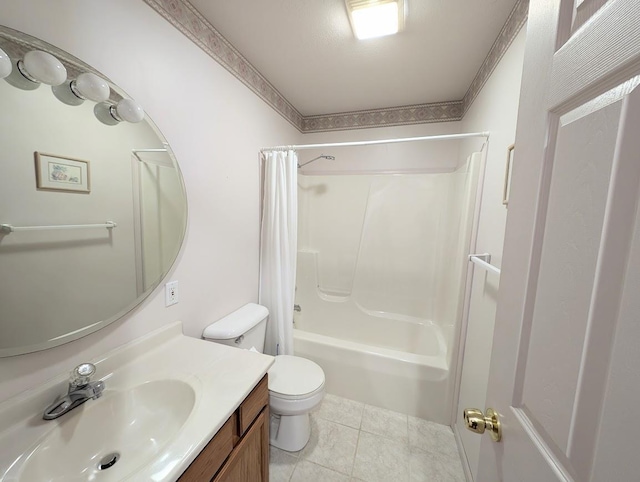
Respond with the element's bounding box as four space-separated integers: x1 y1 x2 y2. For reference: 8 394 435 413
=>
476 0 640 480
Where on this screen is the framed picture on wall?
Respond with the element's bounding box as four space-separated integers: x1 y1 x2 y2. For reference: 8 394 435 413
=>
34 152 91 193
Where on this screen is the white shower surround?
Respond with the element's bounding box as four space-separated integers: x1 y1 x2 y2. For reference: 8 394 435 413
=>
293 156 481 423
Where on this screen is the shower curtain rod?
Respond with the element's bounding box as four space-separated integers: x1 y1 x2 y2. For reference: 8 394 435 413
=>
261 131 489 152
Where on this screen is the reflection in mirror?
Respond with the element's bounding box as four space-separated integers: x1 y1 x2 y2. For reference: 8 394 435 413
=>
0 26 187 357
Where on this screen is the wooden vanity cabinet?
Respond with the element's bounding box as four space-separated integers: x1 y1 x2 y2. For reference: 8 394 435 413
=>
178 375 269 482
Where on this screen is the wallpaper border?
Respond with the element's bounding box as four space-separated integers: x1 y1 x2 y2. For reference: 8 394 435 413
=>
143 0 304 130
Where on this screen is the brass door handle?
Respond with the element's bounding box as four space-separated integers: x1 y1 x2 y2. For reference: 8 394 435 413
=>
463 408 502 442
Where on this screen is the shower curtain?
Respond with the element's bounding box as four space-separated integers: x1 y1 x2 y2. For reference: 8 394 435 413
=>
259 149 298 356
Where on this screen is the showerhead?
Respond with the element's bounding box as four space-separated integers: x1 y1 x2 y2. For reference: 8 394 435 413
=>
324 155 335 160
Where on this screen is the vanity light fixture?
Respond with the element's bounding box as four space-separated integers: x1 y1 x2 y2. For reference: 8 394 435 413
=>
2 45 142 125
0 47 11 79
53 72 110 106
94 98 145 125
345 0 405 40
17 50 67 85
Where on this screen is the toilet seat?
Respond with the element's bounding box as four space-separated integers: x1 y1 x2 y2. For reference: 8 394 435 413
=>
270 381 325 401
268 355 325 400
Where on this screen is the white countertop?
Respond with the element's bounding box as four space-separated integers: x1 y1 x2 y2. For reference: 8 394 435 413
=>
0 321 274 481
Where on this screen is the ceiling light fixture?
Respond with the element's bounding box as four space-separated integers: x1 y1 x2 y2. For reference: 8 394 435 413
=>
345 0 405 40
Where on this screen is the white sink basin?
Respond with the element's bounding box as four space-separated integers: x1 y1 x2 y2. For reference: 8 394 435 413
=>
18 379 195 481
0 322 274 481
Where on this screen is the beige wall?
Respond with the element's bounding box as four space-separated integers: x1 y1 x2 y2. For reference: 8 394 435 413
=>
455 27 527 480
0 0 300 402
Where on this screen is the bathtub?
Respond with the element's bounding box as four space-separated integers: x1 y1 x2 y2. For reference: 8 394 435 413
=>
293 328 451 423
294 251 452 423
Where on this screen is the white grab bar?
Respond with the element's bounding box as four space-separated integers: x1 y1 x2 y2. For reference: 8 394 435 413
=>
468 253 501 275
1 221 117 234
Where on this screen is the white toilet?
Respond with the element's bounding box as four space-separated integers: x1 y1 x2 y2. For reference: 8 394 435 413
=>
203 303 325 452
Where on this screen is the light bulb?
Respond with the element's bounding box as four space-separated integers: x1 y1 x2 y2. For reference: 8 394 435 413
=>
114 98 144 123
19 50 67 85
0 47 11 79
94 99 144 125
351 2 399 39
53 73 110 106
72 72 110 102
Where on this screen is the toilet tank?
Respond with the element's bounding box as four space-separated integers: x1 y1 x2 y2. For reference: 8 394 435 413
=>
202 303 269 353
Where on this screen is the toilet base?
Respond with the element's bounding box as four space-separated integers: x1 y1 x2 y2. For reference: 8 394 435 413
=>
269 413 311 452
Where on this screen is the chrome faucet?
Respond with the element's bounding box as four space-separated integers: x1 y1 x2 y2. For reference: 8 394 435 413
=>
43 363 105 420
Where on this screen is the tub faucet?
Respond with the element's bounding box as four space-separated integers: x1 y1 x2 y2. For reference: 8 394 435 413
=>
43 363 105 420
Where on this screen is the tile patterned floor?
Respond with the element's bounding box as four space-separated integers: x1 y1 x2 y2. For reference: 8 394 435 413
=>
269 394 466 482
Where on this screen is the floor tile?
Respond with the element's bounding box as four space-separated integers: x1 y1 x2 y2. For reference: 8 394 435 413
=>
270 446 299 482
314 393 365 429
360 404 409 443
409 450 466 482
290 460 351 482
301 417 359 475
408 415 459 460
269 394 466 482
352 431 410 482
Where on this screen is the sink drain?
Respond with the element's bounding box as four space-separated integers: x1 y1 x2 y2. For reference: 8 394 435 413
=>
98 452 120 471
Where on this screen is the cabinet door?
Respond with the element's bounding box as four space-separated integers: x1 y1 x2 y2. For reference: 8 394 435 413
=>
178 413 236 482
214 409 269 482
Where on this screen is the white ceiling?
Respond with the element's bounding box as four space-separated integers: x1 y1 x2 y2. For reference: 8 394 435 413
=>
189 0 519 116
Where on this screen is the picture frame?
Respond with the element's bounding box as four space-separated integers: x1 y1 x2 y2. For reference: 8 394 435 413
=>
503 143 515 206
34 152 91 193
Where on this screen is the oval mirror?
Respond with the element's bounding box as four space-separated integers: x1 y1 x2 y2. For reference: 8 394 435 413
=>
0 26 187 357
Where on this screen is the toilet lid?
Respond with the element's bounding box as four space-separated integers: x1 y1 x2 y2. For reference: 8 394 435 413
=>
268 355 325 397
